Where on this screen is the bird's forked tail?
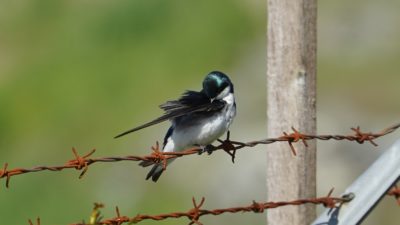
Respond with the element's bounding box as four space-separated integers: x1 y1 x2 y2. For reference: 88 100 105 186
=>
139 160 172 182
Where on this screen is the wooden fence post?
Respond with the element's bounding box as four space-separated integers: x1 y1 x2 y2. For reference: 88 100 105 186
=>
266 0 317 224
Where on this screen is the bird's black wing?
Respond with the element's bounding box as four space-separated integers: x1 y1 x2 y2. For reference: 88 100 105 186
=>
114 90 225 138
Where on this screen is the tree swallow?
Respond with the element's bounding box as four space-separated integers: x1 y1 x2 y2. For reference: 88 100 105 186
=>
115 71 236 182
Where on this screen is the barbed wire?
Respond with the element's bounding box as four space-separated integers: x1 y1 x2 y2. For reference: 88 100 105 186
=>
1 123 399 188
26 186 400 225
69 189 349 225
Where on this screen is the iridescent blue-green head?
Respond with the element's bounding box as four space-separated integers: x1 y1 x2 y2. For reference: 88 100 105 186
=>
202 71 234 100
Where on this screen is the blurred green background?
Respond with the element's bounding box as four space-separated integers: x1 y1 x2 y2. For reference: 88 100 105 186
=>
0 0 399 224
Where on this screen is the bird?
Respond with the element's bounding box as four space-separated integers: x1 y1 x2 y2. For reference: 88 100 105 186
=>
115 71 236 182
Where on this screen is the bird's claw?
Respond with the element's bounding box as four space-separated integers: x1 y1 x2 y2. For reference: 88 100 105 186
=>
198 144 216 155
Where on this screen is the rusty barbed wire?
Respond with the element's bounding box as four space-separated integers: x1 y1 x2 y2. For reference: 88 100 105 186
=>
70 189 349 225
1 123 399 188
28 186 400 225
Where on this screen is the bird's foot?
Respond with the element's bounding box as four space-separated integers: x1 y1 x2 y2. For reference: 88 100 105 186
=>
197 144 216 155
216 131 237 163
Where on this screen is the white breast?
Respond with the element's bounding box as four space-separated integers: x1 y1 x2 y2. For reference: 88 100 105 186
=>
166 93 236 152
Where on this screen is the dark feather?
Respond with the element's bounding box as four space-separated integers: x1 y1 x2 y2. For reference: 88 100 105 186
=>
138 160 154 167
163 126 174 148
114 90 225 138
145 164 163 182
160 90 208 109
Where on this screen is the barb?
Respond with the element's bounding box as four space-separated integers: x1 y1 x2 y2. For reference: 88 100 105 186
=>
89 203 104 225
71 190 349 225
1 123 399 188
388 184 400 206
28 217 40 225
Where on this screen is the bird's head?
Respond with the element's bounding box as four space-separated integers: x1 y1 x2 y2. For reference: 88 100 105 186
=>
202 71 234 100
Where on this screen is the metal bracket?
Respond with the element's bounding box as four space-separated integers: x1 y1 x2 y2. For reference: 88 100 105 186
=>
312 139 400 225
